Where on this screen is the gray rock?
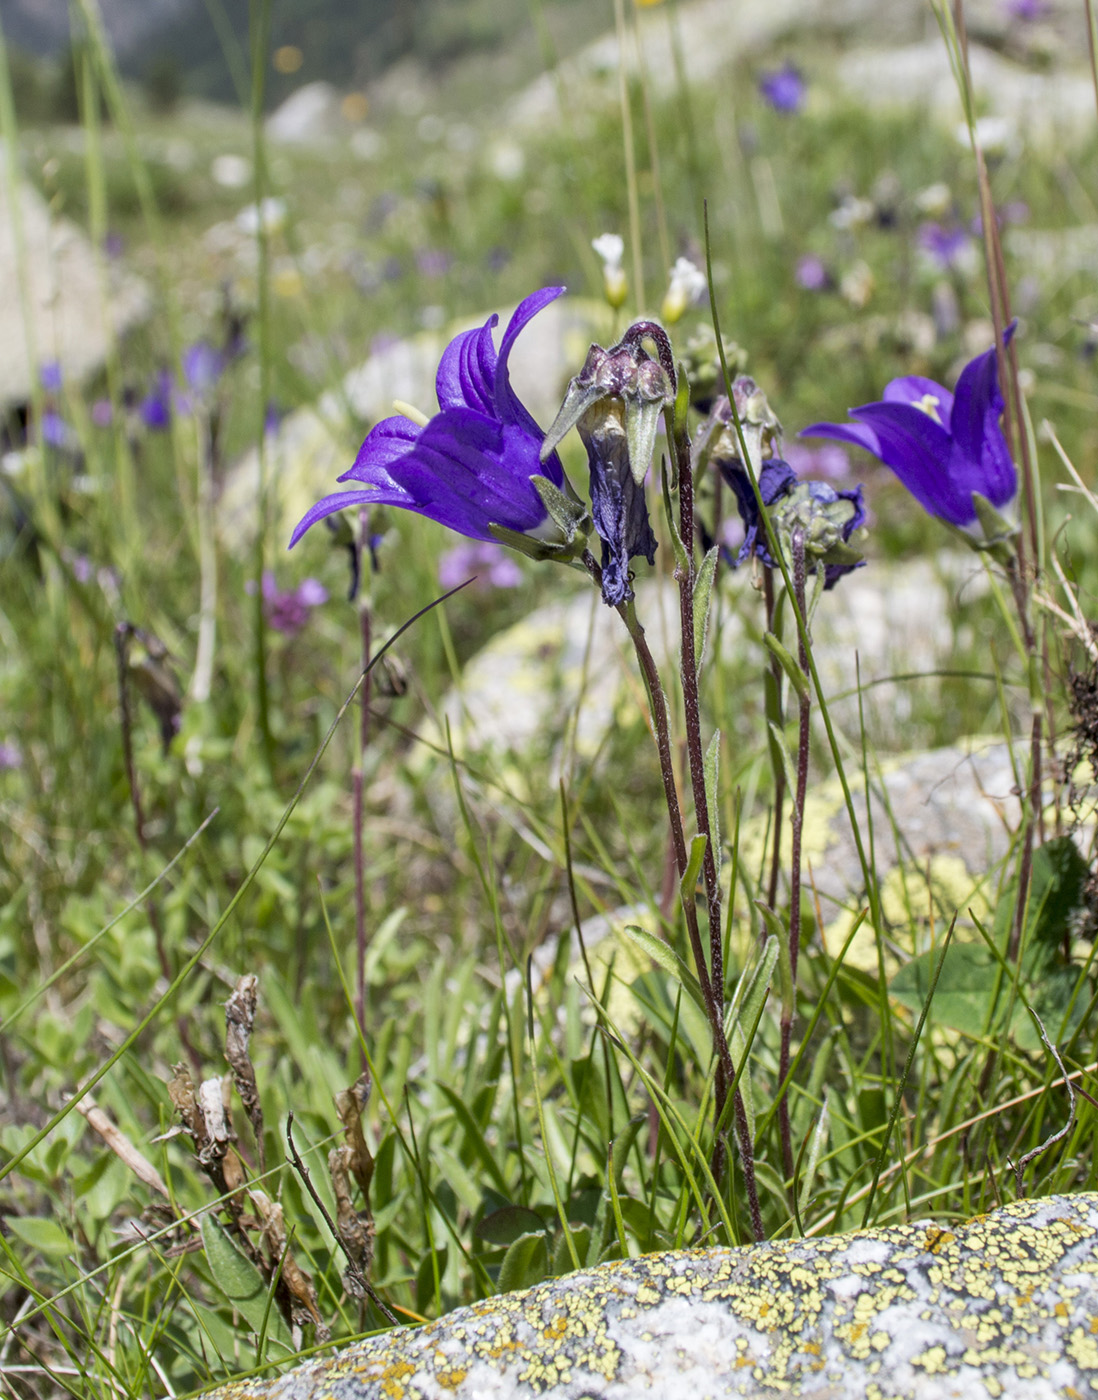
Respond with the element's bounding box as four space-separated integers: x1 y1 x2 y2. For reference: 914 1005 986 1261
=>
203 1192 1098 1399
0 178 149 409
265 82 350 146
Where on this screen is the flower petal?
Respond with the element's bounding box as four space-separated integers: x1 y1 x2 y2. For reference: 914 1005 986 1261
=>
882 375 955 427
798 419 884 458
435 316 499 415
494 286 567 484
847 401 975 523
339 414 422 487
948 331 1017 510
289 489 399 546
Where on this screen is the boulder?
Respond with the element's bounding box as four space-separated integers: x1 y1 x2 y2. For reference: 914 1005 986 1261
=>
203 1192 1098 1399
0 178 148 409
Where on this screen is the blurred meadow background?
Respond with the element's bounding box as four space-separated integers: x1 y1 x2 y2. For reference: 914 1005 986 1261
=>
1 0 1098 1393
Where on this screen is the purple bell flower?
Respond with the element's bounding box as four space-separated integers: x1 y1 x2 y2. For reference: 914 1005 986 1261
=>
799 327 1017 532
291 287 572 550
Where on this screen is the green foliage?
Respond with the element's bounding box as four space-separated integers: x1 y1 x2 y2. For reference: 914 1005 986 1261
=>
1 2 1096 1396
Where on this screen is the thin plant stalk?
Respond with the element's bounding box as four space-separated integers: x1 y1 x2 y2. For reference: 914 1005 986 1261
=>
777 530 811 1181
763 566 786 911
352 510 374 1057
114 624 202 1076
611 0 646 310
249 0 276 777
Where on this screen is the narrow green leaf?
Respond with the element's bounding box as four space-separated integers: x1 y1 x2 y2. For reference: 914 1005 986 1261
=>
764 631 810 703
799 1089 830 1216
681 833 707 908
766 720 798 796
693 546 719 671
437 1084 509 1198
623 925 707 1016
756 903 793 1015
703 729 721 883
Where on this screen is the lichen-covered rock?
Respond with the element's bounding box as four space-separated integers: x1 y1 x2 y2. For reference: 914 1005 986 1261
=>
205 1193 1098 1399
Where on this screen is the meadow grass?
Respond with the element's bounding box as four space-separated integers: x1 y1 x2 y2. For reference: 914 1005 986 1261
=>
1 0 1097 1394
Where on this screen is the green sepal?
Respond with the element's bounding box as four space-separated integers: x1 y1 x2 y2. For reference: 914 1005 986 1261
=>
540 375 603 461
530 474 590 543
673 359 691 437
625 395 664 487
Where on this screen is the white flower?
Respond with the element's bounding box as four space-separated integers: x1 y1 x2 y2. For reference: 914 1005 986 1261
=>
661 256 707 323
592 233 627 308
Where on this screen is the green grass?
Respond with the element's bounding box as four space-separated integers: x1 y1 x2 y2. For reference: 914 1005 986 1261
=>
1 2 1097 1395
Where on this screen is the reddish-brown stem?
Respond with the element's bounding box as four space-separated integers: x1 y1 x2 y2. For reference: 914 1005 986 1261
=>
777 532 810 1180
353 511 373 1059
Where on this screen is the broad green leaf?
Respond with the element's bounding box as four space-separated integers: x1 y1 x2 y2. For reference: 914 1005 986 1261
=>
475 1205 547 1247
5 1215 73 1257
200 1216 294 1356
498 1232 548 1292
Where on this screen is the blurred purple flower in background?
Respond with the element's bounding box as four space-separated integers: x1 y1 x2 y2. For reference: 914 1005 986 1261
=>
103 231 125 259
92 399 114 427
141 372 173 430
438 541 523 591
250 572 328 635
40 361 63 392
1002 0 1049 18
0 740 22 771
182 341 225 396
40 410 69 448
783 441 851 481
917 222 974 271
291 286 571 549
795 254 829 291
759 63 806 114
415 248 451 279
800 327 1016 530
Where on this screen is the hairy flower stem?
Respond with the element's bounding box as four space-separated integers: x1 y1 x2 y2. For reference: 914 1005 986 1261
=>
777 532 811 1181
1005 553 1043 968
763 567 786 911
352 511 373 1061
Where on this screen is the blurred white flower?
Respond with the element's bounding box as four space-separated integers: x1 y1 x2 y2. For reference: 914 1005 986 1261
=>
235 197 288 236
211 153 251 189
592 232 627 309
661 256 707 323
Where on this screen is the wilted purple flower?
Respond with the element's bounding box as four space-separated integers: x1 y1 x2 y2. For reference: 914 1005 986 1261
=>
917 222 974 271
91 399 113 427
721 459 866 588
141 371 173 431
795 254 829 291
291 287 574 551
252 572 328 635
438 541 523 591
40 361 63 392
182 341 225 395
759 63 806 114
0 740 22 771
800 326 1017 531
